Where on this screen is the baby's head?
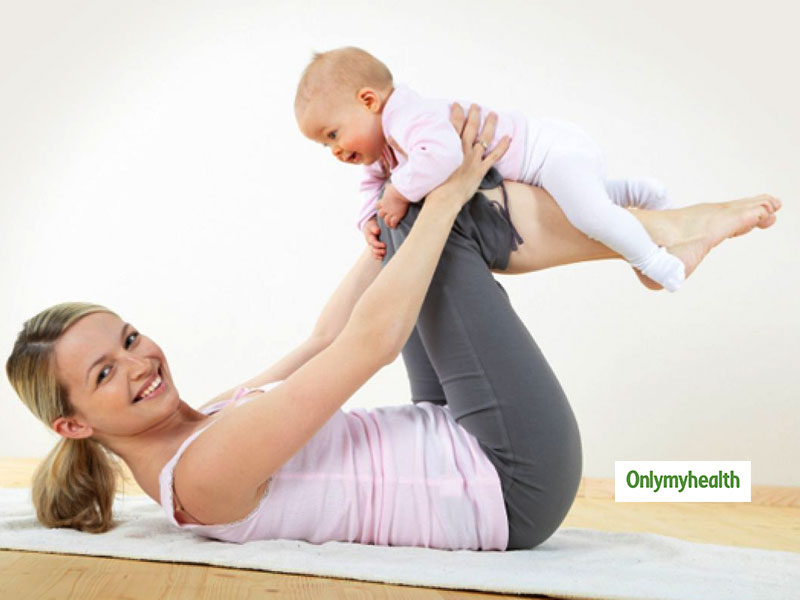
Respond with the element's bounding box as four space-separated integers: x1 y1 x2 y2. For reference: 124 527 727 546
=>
295 47 393 166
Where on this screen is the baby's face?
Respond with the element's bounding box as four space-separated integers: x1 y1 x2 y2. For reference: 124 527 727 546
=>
297 96 385 166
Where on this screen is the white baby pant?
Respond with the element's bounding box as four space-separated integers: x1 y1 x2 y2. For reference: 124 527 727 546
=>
519 117 685 291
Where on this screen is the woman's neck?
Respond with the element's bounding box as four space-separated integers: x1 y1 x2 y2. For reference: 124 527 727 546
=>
108 401 210 497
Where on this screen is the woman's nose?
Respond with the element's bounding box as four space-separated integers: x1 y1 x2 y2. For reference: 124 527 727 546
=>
127 355 151 378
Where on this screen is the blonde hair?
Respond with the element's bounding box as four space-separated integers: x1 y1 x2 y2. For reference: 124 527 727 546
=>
6 302 126 533
294 46 393 111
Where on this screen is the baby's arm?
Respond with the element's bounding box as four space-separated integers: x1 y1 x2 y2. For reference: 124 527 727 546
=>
386 110 464 204
358 161 394 259
362 216 385 260
376 183 410 228
356 162 389 231
360 184 411 257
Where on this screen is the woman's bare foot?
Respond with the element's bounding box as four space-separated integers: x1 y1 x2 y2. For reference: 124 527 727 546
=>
640 194 781 288
635 269 664 290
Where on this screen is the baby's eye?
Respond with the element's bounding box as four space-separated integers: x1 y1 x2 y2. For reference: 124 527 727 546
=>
327 130 337 140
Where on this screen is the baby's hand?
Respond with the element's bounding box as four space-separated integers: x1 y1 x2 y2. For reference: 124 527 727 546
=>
363 216 386 260
377 184 410 229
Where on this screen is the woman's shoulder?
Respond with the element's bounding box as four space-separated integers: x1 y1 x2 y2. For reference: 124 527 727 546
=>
195 381 272 413
159 384 279 526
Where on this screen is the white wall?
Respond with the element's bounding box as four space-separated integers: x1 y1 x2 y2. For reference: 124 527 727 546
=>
1 0 797 486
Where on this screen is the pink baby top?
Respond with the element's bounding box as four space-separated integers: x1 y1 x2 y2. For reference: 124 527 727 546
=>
158 381 509 550
356 83 528 231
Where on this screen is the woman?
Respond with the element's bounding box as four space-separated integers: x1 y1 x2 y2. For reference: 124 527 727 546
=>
6 107 780 551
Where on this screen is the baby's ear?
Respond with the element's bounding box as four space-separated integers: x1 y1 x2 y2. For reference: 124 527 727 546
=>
357 87 382 113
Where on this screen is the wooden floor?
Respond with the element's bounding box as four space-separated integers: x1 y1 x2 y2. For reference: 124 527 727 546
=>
1 458 797 600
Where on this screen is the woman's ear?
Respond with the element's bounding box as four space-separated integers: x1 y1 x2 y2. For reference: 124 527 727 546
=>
52 416 94 440
357 87 383 113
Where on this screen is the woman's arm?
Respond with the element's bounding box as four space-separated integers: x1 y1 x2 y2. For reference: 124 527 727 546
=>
179 107 509 526
199 248 382 409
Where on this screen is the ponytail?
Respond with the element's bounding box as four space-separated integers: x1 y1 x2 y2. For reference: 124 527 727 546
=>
31 435 122 533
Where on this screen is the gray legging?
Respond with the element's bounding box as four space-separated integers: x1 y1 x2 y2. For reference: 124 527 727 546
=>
378 173 583 550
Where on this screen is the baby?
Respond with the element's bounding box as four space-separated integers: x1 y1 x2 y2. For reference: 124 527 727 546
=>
295 47 684 291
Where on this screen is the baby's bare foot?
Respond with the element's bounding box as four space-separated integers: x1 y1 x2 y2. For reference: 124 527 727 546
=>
667 194 780 281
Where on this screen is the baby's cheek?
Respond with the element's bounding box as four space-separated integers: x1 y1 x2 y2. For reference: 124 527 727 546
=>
355 130 385 157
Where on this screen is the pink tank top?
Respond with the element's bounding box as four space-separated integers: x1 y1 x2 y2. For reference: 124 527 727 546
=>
158 382 509 550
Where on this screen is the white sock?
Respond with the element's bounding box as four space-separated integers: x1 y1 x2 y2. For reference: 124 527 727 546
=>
635 246 686 292
606 178 673 210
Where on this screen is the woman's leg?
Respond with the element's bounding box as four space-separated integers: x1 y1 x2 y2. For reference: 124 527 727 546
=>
492 181 780 277
380 188 582 550
401 326 446 407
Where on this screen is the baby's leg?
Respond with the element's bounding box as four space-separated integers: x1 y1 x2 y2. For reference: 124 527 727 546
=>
539 153 685 291
491 182 779 280
605 178 673 210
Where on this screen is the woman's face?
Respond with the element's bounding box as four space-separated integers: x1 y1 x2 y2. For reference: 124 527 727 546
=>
52 311 180 443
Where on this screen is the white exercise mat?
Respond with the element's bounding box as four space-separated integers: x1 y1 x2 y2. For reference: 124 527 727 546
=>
0 487 797 600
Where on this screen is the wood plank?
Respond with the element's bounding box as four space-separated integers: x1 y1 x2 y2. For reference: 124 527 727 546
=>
0 550 530 600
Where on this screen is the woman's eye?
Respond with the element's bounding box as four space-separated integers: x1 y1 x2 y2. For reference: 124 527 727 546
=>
125 332 139 348
97 332 140 384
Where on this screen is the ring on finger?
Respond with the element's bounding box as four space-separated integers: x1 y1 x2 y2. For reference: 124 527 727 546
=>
477 140 489 151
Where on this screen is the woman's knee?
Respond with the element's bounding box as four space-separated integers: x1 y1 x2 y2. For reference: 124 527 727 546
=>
379 188 513 273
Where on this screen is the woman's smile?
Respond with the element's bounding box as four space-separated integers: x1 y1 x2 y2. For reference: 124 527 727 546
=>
133 368 166 403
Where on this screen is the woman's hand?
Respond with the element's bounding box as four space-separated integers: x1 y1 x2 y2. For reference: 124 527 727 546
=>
426 104 510 208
